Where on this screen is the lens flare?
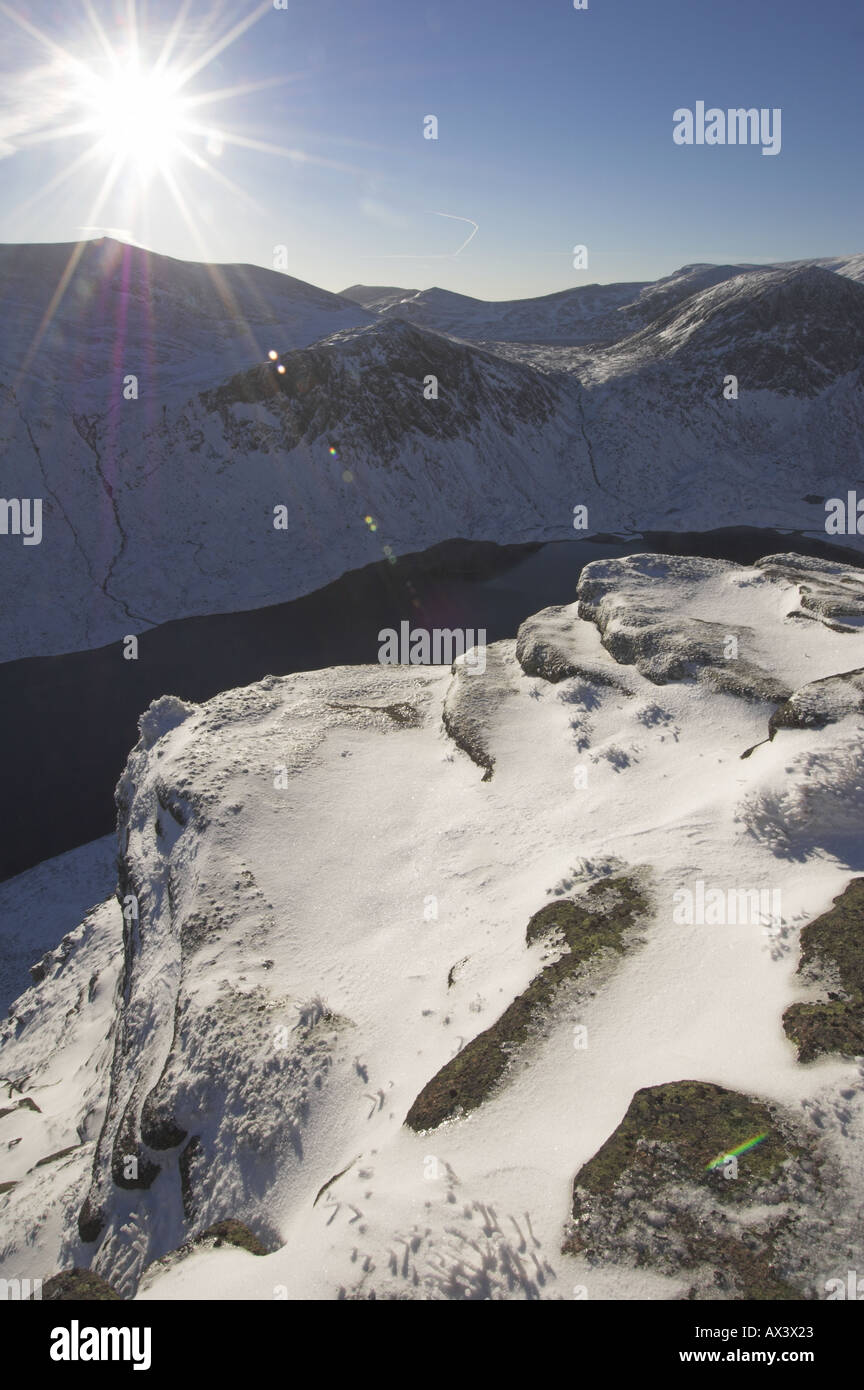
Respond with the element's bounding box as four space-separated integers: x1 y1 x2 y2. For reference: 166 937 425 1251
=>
706 1132 768 1171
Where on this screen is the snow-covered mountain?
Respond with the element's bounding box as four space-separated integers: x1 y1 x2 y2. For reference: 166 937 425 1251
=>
341 284 422 312
2 552 863 1299
345 255 864 345
0 238 374 405
2 240 863 663
585 264 864 392
346 279 651 344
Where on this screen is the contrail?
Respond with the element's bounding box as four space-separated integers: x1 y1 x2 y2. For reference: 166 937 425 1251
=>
361 212 479 260
430 211 479 257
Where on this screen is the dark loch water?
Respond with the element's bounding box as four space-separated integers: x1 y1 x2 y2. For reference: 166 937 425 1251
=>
1 528 861 882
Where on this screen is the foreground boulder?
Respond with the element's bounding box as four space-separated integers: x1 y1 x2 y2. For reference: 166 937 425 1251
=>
563 1080 819 1300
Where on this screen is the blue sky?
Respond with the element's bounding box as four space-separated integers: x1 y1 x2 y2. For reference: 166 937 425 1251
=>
0 0 861 298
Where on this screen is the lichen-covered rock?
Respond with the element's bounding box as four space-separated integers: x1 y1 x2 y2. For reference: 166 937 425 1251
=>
405 876 647 1132
563 1080 816 1300
41 1268 123 1300
783 878 864 1062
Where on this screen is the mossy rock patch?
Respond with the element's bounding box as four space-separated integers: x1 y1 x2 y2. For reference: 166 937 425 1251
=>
405 875 647 1132
574 1080 792 1200
139 1218 277 1290
783 878 864 1062
525 876 647 961
41 1269 123 1300
194 1219 273 1256
564 1080 811 1301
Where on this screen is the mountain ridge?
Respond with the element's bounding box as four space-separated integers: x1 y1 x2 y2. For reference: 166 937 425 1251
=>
2 240 863 663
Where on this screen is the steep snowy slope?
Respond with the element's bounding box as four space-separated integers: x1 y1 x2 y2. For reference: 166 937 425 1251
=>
0 836 116 1012
0 315 582 661
0 238 374 406
0 896 122 1289
2 552 863 1300
586 265 864 392
0 237 370 659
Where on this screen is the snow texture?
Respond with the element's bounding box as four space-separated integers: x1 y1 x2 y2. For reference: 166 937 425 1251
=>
2 553 864 1299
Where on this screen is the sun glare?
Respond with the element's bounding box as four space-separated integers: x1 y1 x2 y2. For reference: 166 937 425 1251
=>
82 64 186 172
2 0 368 254
2 0 366 383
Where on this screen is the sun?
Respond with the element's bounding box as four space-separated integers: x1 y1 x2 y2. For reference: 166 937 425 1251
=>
80 62 187 174
0 0 367 386
2 0 368 244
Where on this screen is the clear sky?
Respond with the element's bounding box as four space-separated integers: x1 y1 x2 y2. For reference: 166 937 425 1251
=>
0 0 861 299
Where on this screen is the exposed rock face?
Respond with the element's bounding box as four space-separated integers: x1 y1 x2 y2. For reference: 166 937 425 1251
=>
768 669 864 737
783 878 864 1062
563 1081 823 1300
205 318 563 457
75 673 441 1293
515 604 638 691
576 553 791 697
405 877 647 1132
441 642 517 780
757 554 864 629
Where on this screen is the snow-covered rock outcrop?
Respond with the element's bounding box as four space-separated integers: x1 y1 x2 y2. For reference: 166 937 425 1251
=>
2 552 864 1299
